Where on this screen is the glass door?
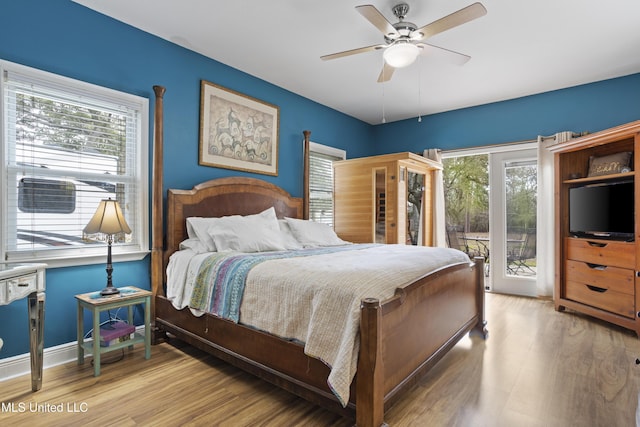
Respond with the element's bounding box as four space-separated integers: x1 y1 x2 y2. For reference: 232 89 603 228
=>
442 153 490 274
489 149 538 296
406 169 425 245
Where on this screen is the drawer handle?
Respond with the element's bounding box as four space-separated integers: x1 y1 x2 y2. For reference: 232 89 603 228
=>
586 263 607 270
587 241 607 248
17 282 30 287
586 284 607 293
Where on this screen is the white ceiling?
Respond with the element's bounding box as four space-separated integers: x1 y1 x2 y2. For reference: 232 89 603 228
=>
73 0 640 125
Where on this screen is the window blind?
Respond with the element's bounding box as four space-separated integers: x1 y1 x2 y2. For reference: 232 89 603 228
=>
308 144 345 226
2 63 146 262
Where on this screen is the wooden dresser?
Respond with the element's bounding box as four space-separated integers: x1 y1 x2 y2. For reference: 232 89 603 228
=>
549 120 640 336
564 238 635 319
333 152 441 246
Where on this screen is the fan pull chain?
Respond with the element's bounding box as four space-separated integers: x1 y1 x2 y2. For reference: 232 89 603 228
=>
417 54 422 123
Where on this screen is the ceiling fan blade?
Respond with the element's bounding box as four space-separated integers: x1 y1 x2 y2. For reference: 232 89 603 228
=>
356 4 400 38
377 62 395 83
414 2 487 40
321 44 385 61
418 43 471 66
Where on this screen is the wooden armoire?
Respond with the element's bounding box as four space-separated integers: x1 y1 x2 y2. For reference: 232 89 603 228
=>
333 152 441 246
549 120 640 336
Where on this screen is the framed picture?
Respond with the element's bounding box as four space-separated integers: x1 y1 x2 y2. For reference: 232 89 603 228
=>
199 80 279 176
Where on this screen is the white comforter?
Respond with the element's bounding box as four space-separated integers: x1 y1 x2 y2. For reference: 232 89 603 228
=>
166 244 470 406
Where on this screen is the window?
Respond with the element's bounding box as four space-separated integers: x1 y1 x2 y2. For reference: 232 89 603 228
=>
1 61 149 267
308 142 345 226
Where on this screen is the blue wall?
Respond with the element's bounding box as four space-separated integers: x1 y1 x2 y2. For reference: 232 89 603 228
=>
373 73 640 153
0 0 638 360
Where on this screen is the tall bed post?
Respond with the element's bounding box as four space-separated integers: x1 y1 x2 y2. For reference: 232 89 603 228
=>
472 257 489 338
151 85 165 329
357 298 385 427
303 130 310 220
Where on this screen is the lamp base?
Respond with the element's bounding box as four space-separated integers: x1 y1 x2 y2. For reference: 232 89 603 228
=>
100 286 120 296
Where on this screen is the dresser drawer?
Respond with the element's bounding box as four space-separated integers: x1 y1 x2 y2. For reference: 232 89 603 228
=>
565 238 635 269
565 260 634 295
565 279 635 318
0 273 38 305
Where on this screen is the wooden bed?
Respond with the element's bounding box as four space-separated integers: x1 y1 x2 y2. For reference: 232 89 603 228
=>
149 86 487 426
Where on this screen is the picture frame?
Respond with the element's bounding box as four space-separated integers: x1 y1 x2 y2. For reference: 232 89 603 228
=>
199 80 279 176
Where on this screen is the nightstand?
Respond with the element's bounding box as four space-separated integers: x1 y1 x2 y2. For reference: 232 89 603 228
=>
75 286 151 376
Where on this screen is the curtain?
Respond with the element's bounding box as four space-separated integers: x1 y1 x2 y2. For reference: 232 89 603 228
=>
423 149 446 247
537 131 575 297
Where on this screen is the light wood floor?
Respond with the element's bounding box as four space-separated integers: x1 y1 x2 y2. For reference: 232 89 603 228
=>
2 293 640 426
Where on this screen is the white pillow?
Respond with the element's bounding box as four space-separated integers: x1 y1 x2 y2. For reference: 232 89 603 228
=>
278 219 303 250
178 238 208 254
186 207 279 251
284 217 349 247
209 217 287 252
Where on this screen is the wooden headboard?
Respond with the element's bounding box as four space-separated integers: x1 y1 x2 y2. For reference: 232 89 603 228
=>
154 177 302 299
165 177 303 261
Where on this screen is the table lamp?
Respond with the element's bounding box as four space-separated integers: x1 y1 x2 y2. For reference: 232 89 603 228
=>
84 198 131 296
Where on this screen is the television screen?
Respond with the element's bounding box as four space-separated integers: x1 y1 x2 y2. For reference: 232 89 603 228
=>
569 180 634 240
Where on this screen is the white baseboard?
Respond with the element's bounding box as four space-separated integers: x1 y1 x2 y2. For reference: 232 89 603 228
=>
0 326 145 383
0 341 77 383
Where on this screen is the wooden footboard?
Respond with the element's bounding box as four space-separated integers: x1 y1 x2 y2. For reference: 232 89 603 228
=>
357 257 486 426
383 257 487 403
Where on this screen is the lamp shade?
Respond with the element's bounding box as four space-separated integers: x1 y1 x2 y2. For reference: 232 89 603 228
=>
83 198 131 235
383 43 420 68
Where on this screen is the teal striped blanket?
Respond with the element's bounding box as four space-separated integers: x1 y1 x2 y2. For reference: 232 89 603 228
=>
189 245 375 322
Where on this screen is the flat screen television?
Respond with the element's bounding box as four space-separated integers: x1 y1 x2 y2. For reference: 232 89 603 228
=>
569 180 635 241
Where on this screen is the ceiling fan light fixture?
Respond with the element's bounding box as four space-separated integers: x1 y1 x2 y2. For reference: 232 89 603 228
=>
383 42 419 68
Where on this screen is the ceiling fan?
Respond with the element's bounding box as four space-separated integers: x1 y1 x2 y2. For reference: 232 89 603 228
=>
321 2 487 82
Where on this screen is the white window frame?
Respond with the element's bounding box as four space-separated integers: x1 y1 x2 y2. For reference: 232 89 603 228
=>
308 141 345 226
0 60 149 268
